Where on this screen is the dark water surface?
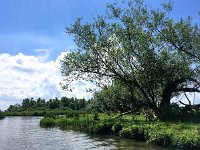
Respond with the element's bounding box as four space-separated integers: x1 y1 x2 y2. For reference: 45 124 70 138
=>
0 117 166 150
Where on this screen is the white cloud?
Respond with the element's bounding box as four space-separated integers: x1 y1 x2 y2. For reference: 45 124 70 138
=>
1 52 198 111
0 52 94 110
172 92 200 105
34 49 52 61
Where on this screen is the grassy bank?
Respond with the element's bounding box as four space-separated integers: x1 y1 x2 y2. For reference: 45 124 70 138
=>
4 108 85 117
40 113 200 149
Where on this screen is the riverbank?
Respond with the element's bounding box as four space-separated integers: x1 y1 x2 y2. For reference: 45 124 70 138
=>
0 117 164 150
3 109 85 117
40 113 200 149
0 111 5 119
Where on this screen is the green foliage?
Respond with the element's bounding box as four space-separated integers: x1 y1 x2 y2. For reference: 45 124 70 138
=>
4 110 46 116
158 103 182 121
0 110 5 119
91 119 114 134
88 81 136 113
172 131 200 149
40 113 200 149
40 117 56 127
158 103 200 122
112 121 123 134
4 108 87 117
120 124 147 140
148 129 172 147
6 97 88 115
61 0 200 116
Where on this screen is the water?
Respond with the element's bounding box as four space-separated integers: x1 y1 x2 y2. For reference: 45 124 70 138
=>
0 117 165 150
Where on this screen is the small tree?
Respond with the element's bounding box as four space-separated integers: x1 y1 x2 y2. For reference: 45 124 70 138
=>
61 0 200 115
90 80 137 113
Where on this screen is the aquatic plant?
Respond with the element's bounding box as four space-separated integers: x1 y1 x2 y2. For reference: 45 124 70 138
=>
40 113 200 149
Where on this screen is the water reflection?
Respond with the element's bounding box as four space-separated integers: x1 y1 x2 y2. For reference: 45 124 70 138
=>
0 117 165 150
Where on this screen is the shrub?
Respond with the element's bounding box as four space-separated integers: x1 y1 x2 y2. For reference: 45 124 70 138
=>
112 122 123 134
158 103 182 121
148 130 172 147
44 113 57 119
120 125 146 140
91 118 115 134
172 131 200 149
40 117 55 127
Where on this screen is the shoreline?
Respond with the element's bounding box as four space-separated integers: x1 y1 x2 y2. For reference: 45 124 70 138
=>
40 113 200 149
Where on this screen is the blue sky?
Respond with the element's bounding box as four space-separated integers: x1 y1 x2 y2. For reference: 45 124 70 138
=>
0 0 109 59
0 0 199 110
0 0 199 60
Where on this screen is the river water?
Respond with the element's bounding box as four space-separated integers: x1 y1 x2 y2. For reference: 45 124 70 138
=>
0 117 165 150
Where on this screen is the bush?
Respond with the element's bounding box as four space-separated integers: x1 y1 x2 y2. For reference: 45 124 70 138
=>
91 120 114 134
158 103 182 121
40 117 56 127
172 131 200 149
112 122 123 134
148 129 172 147
120 125 147 140
44 113 57 119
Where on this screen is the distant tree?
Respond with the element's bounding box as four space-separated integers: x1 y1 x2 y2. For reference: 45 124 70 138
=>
21 98 36 109
22 98 30 109
61 96 70 108
47 98 60 109
7 104 22 112
78 98 86 109
36 98 46 107
61 0 200 115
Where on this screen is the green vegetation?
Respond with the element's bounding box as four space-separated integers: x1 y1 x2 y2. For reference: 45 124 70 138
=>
3 0 200 149
3 96 89 117
4 97 88 116
4 108 86 117
0 110 5 119
40 113 200 149
55 0 200 147
61 0 200 116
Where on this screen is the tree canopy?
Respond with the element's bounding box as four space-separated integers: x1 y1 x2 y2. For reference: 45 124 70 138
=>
6 97 87 112
61 0 200 115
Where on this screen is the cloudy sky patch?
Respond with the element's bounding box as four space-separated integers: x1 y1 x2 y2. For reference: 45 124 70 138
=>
0 0 199 110
0 52 93 110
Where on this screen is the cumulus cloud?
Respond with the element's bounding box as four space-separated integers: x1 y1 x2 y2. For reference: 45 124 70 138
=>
0 52 94 110
34 49 52 61
0 51 199 110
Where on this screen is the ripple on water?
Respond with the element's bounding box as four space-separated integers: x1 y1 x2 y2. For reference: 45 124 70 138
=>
0 117 166 150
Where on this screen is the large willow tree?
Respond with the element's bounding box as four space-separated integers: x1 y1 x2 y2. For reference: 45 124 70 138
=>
61 0 200 115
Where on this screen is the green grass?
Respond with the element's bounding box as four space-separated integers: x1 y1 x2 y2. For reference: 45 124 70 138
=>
40 113 200 149
4 108 86 117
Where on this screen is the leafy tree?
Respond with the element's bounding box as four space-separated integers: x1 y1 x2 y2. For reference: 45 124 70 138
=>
89 81 136 113
78 98 86 109
61 96 70 108
61 0 200 115
7 104 22 112
22 98 31 109
36 98 46 107
22 98 36 109
46 98 60 109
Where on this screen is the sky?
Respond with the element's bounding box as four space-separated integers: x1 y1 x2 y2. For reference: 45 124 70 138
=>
0 0 200 110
